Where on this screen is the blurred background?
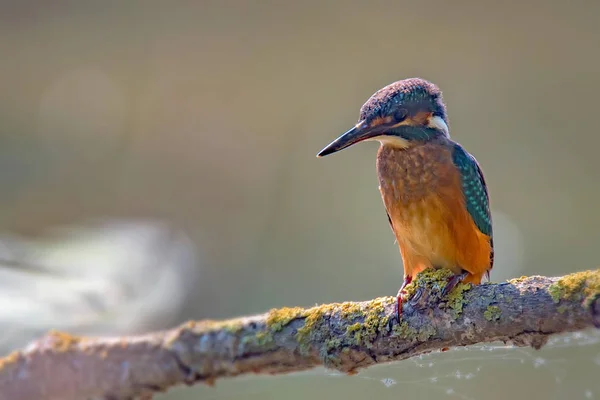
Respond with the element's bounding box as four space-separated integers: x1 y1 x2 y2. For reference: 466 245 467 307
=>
1 1 600 399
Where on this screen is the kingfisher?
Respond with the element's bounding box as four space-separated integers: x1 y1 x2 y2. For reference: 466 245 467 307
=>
317 78 493 319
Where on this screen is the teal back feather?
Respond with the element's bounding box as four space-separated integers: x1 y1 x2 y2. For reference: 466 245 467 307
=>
451 143 493 239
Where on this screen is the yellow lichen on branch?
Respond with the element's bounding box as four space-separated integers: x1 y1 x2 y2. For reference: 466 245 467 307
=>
0 269 598 400
548 269 600 306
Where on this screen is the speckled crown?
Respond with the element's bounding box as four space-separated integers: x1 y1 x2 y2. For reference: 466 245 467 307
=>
359 78 447 123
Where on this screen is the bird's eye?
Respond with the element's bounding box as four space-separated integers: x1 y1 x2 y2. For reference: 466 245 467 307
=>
394 108 408 122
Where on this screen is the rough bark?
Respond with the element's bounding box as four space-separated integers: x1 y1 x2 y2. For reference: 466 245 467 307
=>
0 269 599 400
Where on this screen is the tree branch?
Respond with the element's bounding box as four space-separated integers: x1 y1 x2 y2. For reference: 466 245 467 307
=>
1 269 599 400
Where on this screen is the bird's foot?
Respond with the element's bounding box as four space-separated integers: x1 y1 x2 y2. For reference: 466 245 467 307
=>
395 275 413 322
395 292 407 323
442 271 468 298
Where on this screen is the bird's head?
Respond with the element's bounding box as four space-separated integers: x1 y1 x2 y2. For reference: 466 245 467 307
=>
317 78 449 157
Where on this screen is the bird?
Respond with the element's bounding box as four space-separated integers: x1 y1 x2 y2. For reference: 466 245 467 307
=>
316 78 493 319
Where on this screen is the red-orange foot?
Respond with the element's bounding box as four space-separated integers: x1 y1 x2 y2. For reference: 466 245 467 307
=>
395 275 412 322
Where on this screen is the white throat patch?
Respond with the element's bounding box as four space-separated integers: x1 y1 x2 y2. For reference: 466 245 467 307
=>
428 115 449 136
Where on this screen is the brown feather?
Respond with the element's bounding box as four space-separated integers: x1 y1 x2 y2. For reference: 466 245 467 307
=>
377 139 492 283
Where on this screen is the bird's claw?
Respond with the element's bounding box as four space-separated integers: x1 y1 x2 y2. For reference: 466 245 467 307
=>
395 272 469 322
442 271 468 297
410 287 424 304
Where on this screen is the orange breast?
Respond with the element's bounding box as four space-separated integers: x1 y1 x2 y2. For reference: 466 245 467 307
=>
376 141 492 283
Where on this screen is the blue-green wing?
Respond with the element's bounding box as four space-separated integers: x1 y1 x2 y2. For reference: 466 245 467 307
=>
452 144 493 259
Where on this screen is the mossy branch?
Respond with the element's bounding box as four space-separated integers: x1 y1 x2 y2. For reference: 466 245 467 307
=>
1 269 600 400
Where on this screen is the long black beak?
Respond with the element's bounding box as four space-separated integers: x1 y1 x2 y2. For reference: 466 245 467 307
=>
317 120 381 157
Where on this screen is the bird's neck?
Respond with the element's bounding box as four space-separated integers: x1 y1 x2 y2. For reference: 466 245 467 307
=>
376 129 449 150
